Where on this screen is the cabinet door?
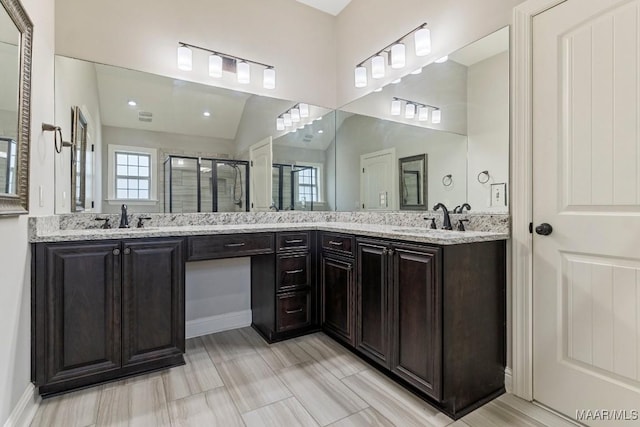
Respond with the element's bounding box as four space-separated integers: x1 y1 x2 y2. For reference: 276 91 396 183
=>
40 242 121 385
122 239 185 366
320 254 355 345
391 244 442 400
356 240 391 367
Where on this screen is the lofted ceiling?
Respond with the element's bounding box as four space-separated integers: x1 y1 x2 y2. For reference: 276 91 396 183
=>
95 64 251 141
295 0 351 16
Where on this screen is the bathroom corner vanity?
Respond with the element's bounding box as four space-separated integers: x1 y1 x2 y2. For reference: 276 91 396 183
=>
30 221 507 419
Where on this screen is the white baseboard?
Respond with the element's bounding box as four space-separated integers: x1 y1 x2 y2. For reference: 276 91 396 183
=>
505 367 513 393
3 384 40 427
186 310 252 339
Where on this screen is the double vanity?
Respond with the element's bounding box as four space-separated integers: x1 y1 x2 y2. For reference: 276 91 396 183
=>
30 212 508 419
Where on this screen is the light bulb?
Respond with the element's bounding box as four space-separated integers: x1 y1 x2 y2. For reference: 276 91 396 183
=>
283 113 292 127
435 56 449 64
276 118 285 131
177 45 192 71
418 106 429 121
405 103 416 119
263 68 276 89
209 54 222 78
391 100 401 116
203 111 211 117
299 103 309 118
432 109 442 123
371 55 385 79
127 100 137 107
354 66 367 88
414 27 432 56
237 61 250 84
391 43 406 69
291 108 301 123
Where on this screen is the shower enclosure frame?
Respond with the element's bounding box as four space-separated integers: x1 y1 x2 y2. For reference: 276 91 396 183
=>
164 155 250 213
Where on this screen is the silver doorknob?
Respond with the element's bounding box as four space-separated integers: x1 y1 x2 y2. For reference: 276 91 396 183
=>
535 223 553 236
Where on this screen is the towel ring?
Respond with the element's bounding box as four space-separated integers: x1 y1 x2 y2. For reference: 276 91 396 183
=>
477 170 490 184
442 174 453 187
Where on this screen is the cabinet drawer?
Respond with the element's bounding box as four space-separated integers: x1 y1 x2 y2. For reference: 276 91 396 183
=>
277 290 311 332
321 233 354 257
187 233 274 260
277 253 311 292
277 232 309 252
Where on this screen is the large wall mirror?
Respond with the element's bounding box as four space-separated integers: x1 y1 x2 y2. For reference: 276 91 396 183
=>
336 27 509 213
54 57 336 214
0 0 32 215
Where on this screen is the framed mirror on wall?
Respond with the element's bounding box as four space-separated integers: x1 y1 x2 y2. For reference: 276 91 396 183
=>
399 154 427 211
0 0 32 215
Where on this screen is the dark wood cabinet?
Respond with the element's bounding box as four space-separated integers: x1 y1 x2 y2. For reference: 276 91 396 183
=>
320 232 356 346
350 237 505 419
356 239 391 368
32 238 185 396
121 239 185 367
251 232 317 342
390 243 442 400
33 242 122 388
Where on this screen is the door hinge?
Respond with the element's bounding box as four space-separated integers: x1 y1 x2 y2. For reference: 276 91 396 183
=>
91 201 95 208
529 222 533 234
362 204 365 209
362 168 365 173
251 202 254 208
251 160 254 167
91 144 95 152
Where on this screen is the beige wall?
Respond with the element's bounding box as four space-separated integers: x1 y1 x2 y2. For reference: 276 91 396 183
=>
0 0 56 424
336 0 524 106
55 0 337 108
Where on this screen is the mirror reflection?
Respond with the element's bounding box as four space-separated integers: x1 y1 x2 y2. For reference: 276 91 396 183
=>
399 154 426 210
0 6 20 197
336 27 509 213
54 57 336 214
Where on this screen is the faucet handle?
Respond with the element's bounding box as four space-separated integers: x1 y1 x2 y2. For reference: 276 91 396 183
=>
457 219 469 231
95 217 111 229
453 205 461 214
137 216 152 228
423 217 437 229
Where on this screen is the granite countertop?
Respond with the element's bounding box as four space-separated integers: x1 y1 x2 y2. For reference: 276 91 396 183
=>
29 221 509 245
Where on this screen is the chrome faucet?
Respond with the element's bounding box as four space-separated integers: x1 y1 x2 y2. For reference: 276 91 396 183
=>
119 204 129 228
433 203 452 230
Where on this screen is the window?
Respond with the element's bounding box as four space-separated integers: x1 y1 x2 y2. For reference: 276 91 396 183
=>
107 144 157 205
295 162 324 203
115 152 151 199
297 167 318 202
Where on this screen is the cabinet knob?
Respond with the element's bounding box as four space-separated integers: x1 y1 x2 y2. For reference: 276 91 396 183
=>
124 248 131 255
113 249 120 256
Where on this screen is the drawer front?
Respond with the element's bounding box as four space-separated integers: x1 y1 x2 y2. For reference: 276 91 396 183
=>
277 253 311 292
277 291 311 332
187 233 274 260
277 232 310 252
321 233 355 257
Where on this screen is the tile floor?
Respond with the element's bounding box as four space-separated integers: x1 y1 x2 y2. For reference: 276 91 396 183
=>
31 328 578 427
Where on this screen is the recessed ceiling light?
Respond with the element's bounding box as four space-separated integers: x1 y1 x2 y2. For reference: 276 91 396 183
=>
373 88 383 92
391 78 402 84
316 116 323 121
411 68 423 75
203 111 211 117
128 100 137 107
435 56 449 64
318 130 324 134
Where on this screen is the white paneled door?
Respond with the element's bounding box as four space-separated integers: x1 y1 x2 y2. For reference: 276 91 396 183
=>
533 0 640 424
360 148 396 211
249 137 273 212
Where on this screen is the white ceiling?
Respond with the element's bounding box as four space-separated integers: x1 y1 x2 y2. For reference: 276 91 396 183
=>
295 0 351 16
95 64 251 141
449 27 509 67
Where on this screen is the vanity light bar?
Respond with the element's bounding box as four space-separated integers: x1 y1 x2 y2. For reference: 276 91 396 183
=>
354 23 431 88
177 42 276 89
276 103 310 130
391 97 441 123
